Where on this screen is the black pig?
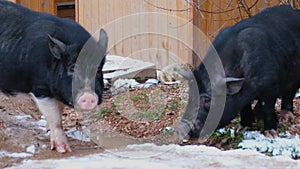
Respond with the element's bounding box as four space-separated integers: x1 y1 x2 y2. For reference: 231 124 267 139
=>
0 1 108 153
179 5 300 140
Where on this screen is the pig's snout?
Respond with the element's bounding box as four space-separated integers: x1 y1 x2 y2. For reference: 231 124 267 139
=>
76 92 98 110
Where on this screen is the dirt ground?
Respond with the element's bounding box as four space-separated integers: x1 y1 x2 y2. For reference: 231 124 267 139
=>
0 84 300 168
0 93 104 168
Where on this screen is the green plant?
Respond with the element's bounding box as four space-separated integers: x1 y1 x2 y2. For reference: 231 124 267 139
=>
166 101 180 111
99 103 116 117
135 106 164 121
130 92 149 103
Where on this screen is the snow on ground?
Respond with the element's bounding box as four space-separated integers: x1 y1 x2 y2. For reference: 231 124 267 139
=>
0 151 32 159
7 144 300 169
239 131 300 158
111 78 159 90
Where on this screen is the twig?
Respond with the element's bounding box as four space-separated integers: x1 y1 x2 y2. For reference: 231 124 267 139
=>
144 0 191 12
238 0 252 17
189 0 259 15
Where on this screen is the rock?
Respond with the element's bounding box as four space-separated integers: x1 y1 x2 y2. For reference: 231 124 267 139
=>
103 55 157 83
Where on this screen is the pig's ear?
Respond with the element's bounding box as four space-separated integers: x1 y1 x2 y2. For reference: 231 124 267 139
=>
99 29 108 53
97 29 108 70
226 77 244 95
48 35 67 60
178 70 193 80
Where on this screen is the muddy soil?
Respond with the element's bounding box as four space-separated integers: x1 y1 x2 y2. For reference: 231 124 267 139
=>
0 93 103 168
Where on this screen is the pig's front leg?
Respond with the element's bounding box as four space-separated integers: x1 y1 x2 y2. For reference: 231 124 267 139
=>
32 96 72 153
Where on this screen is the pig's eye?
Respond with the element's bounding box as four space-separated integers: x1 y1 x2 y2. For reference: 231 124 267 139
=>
203 97 211 106
200 94 211 111
203 97 211 104
67 65 75 75
204 99 211 111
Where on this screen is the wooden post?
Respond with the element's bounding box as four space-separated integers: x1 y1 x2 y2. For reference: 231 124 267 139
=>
75 0 79 22
52 0 57 15
192 0 201 67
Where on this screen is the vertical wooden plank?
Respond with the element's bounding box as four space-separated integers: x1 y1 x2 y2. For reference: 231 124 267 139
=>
166 0 179 66
129 0 141 60
39 0 56 15
78 0 85 30
176 0 190 64
75 0 79 22
113 0 124 56
121 0 132 57
77 0 84 24
18 0 28 7
52 0 57 15
200 0 209 38
16 0 55 15
98 0 107 34
137 0 150 62
192 0 206 66
156 0 168 69
106 0 116 54
87 0 93 33
29 0 39 12
210 0 221 39
185 1 194 65
147 0 159 66
217 0 233 35
203 0 215 39
90 0 99 34
87 0 92 32
82 0 92 33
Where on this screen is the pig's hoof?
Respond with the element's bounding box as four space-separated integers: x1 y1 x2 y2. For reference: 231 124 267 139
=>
263 129 278 138
51 141 72 153
236 125 250 133
0 120 6 128
50 136 72 153
152 131 180 145
152 127 189 145
279 111 294 123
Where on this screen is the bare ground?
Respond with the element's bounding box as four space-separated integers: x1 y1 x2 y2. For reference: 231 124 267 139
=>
0 93 103 168
0 83 300 167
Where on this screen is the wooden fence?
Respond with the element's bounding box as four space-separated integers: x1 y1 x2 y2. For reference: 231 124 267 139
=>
10 0 300 68
12 0 57 14
9 0 74 17
194 0 300 39
77 0 194 68
77 0 300 68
